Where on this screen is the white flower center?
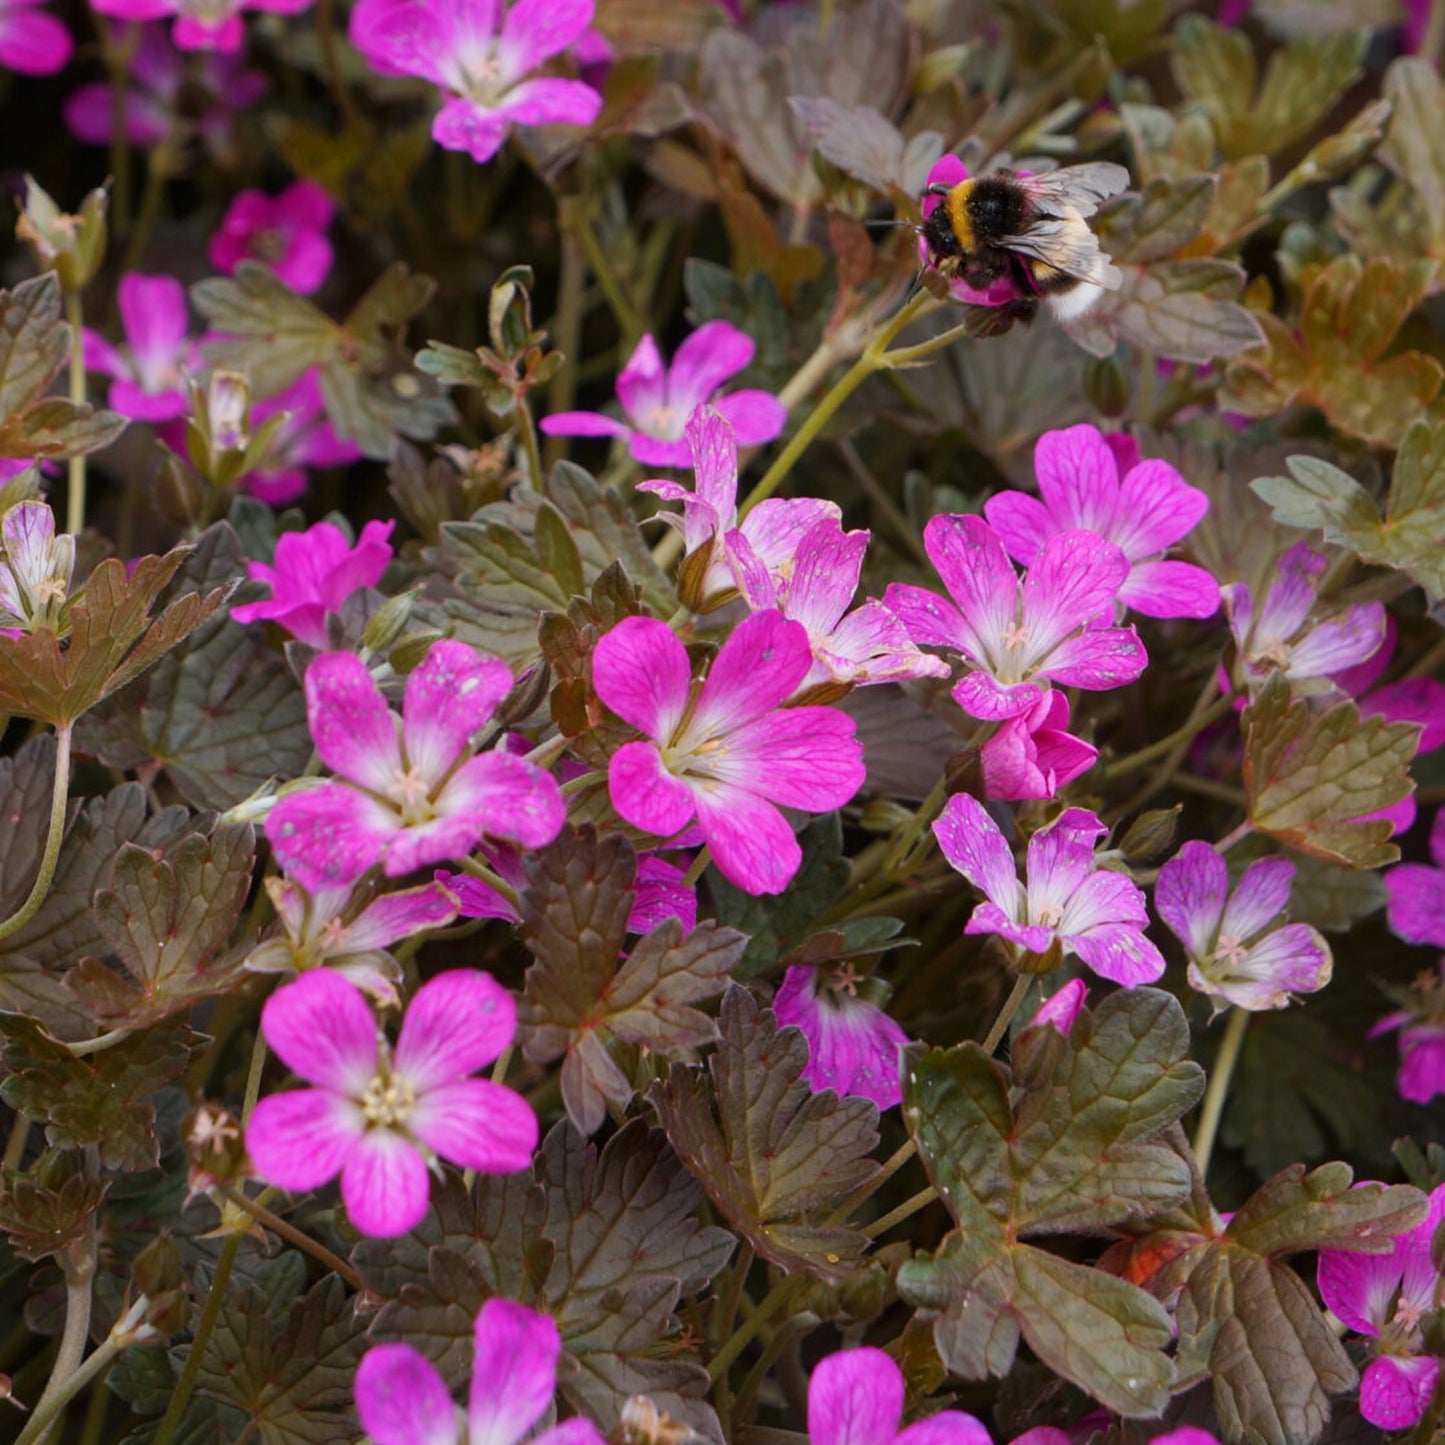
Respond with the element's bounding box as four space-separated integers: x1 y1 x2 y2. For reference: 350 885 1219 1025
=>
361 1072 416 1129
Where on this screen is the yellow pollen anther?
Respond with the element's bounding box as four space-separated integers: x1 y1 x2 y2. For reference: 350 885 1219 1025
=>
361 1073 416 1129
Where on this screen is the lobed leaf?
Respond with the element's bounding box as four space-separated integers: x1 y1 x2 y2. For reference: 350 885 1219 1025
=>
1242 675 1418 869
649 984 881 1279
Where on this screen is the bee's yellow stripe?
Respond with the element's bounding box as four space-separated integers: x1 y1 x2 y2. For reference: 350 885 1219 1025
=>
943 181 977 254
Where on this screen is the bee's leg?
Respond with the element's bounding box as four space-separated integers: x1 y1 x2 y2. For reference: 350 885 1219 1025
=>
1001 296 1038 325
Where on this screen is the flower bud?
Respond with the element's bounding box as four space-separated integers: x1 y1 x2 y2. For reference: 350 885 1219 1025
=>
15 178 108 294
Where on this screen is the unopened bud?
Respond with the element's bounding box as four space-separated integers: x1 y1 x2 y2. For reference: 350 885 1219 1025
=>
363 588 419 656
16 178 108 293
1119 805 1181 863
1084 353 1130 418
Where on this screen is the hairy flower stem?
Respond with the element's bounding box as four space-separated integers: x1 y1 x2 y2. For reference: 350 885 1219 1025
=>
707 1274 810 1384
682 847 712 889
829 1137 917 1225
982 972 1033 1055
65 293 87 537
867 1183 937 1238
13 1318 128 1445
0 725 71 944
1192 1006 1250 1178
738 291 941 521
149 1231 243 1445
215 1183 366 1292
883 774 949 878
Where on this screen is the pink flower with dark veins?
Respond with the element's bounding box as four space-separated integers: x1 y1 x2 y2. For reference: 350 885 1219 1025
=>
355 1297 605 1445
231 519 395 648
985 425 1219 620
633 407 833 608
774 963 910 1109
934 793 1165 985
1223 541 1386 696
1318 1184 1445 1432
0 0 72 74
884 513 1146 721
83 273 200 423
64 24 268 157
246 969 535 1237
1155 841 1331 1012
89 0 314 52
350 0 603 165
209 180 336 293
266 640 565 890
234 371 363 506
543 325 786 467
979 690 1097 801
592 610 866 896
732 513 949 693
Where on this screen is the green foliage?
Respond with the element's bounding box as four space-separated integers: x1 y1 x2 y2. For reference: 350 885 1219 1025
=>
1131 1165 1426 1445
650 985 881 1279
1252 422 1445 601
518 826 746 1133
1242 675 1418 869
898 990 1204 1416
193 262 455 458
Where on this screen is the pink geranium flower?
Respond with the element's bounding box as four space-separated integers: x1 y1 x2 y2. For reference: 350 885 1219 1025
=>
733 514 950 692
89 0 313 52
1318 1184 1445 1431
209 180 335 293
0 0 71 74
83 273 199 423
234 371 363 505
984 425 1219 620
884 513 1147 721
0 501 74 633
64 24 267 156
934 794 1165 985
246 970 535 1237
355 1297 604 1445
1223 542 1386 695
635 407 834 608
774 963 909 1109
231 518 395 648
1028 978 1087 1035
350 0 602 166
543 325 786 467
244 875 460 1006
1155 841 1331 1012
979 690 1097 801
592 611 866 895
1372 959 1445 1105
266 640 565 890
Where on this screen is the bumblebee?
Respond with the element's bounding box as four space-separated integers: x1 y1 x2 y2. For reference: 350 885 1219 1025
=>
920 162 1130 323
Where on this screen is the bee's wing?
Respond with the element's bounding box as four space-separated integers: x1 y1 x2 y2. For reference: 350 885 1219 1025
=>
1005 219 1124 290
1020 162 1131 218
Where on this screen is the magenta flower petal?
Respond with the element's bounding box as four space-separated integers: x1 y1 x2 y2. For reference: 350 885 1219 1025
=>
341 882 461 952
467 1297 563 1445
245 1088 363 1190
1287 603 1387 680
721 709 865 811
983 490 1053 566
592 614 692 738
441 751 565 849
1029 979 1087 1035
807 1347 903 1445
1155 840 1228 957
923 513 1018 662
774 964 908 1109
118 272 189 386
691 610 813 734
609 740 697 838
895 1416 995 1445
408 1077 537 1173
1038 622 1147 693
1033 423 1119 532
1112 457 1210 557
393 970 516 1090
260 969 379 1091
1399 1026 1445 1103
402 641 511 784
952 670 1043 722
1021 530 1132 656
433 96 509 162
629 434 697 468
713 389 787 445
355 1344 459 1445
0 4 72 73
630 857 698 934
615 333 667 424
536 1422 607 1445
1385 861 1445 947
1361 1355 1438 1431
498 0 593 76
538 409 630 439
667 320 754 414
1119 559 1220 619
266 782 396 889
1364 677 1445 754
349 0 452 81
303 653 402 791
882 582 971 653
341 1129 431 1236
693 783 800 895
1070 922 1166 985
933 794 1021 918
1220 856 1294 939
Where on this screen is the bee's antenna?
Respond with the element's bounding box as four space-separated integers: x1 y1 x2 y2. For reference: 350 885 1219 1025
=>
862 218 921 232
